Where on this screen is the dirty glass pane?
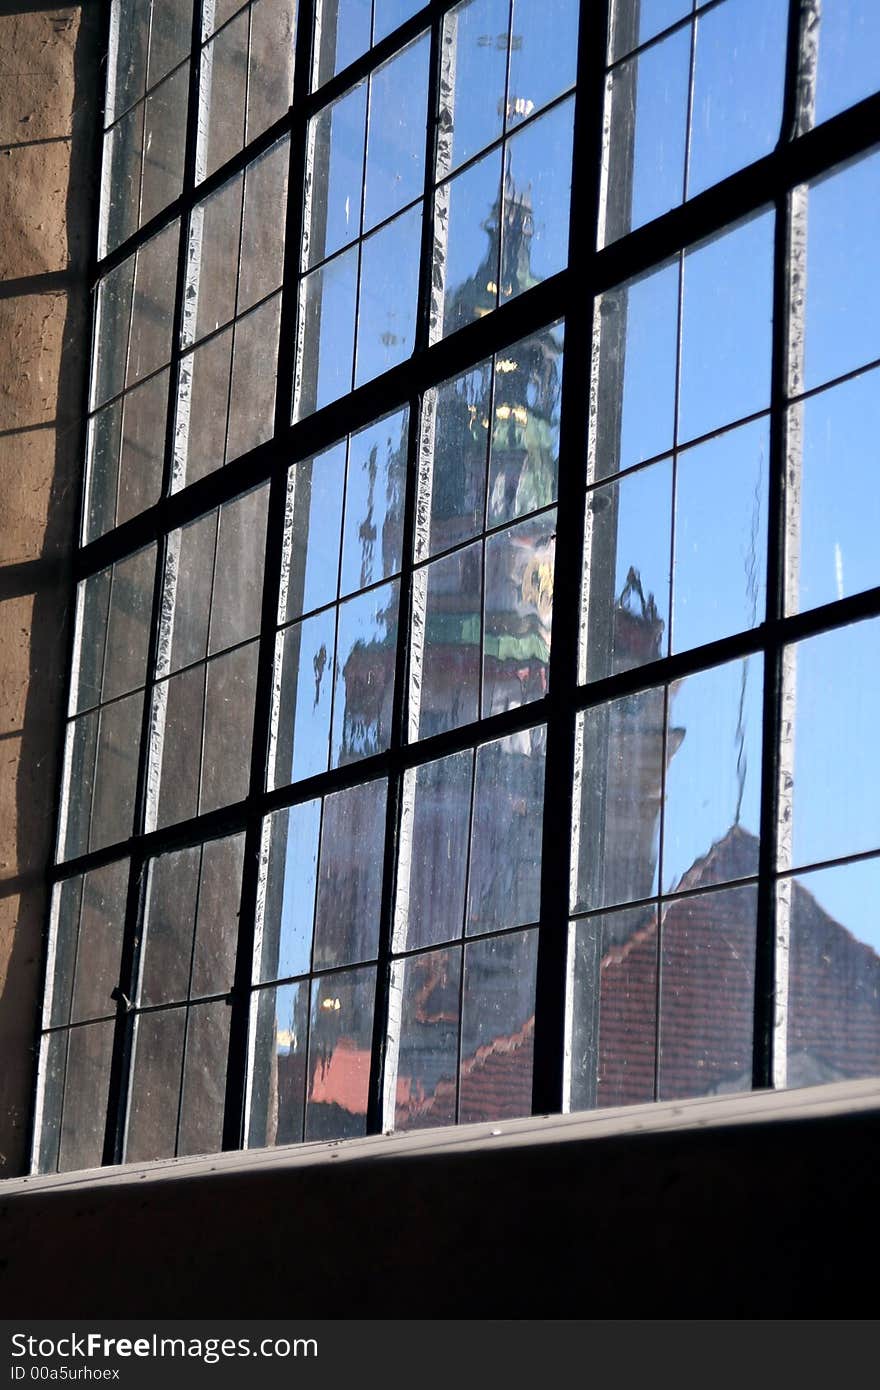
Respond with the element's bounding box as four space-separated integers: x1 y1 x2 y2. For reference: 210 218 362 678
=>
467 728 545 934
238 138 290 311
487 324 563 524
198 9 248 181
247 981 309 1146
803 151 880 393
184 174 243 348
227 293 282 460
789 368 880 615
306 82 366 268
35 1031 68 1174
295 246 358 416
355 206 422 386
101 102 144 254
313 778 387 968
568 906 659 1113
93 254 136 408
363 36 429 232
813 0 880 127
178 1000 231 1156
203 0 245 39
592 260 679 480
573 689 664 913
440 0 507 175
507 0 579 129
163 511 216 675
434 147 503 339
152 664 204 828
257 800 322 982
73 546 154 712
200 640 259 812
60 711 99 862
658 884 757 1100
247 0 296 142
410 544 481 739
281 442 346 621
305 966 376 1140
679 210 774 443
209 484 269 653
602 26 689 244
272 609 336 785
140 844 201 1006
787 618 880 870
175 327 233 488
47 876 85 1029
140 62 189 225
664 656 762 892
502 97 573 297
87 692 144 854
85 369 169 541
191 832 245 996
340 409 408 596
394 750 472 952
418 365 491 558
148 0 191 86
125 1007 186 1161
128 220 180 387
483 510 555 718
687 0 786 199
460 929 537 1123
70 859 129 1024
582 459 672 684
388 947 461 1130
785 858 880 1086
332 580 399 765
672 418 768 653
58 1021 116 1173
107 0 151 122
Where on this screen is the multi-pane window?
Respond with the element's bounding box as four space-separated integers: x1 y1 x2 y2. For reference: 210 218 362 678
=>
33 0 880 1173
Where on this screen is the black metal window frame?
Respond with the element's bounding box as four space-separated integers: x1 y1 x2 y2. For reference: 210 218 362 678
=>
35 0 880 1167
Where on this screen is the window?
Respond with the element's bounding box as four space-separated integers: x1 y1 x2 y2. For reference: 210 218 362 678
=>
33 0 880 1172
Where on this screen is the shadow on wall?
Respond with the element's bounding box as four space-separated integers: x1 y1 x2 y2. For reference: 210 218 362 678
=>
0 2 99 1176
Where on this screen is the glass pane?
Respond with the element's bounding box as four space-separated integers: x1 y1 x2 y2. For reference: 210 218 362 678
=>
184 174 243 348
582 459 672 684
93 255 135 409
209 484 269 653
388 947 461 1130
306 82 366 268
148 0 191 86
340 409 408 596
418 365 491 558
47 876 84 1029
363 35 429 232
58 1020 115 1173
507 0 579 128
813 0 880 126
101 102 144 255
60 710 99 862
108 0 151 122
257 801 321 982
88 692 144 853
460 928 537 1123
163 511 216 675
227 292 281 461
803 151 880 393
177 999 231 1156
487 324 563 524
281 442 346 620
609 0 690 63
467 729 545 934
247 0 296 142
313 0 372 84
128 220 179 387
272 609 336 785
74 547 154 712
663 656 762 892
789 368 880 615
70 860 129 1024
141 846 201 1009
483 510 555 718
787 618 880 869
394 750 472 952
687 0 786 199
201 640 259 812
501 97 573 298
785 858 880 1086
305 966 376 1140
203 0 245 39
440 0 508 174
603 26 690 244
238 138 290 312
332 579 399 765
433 147 502 339
374 0 420 43
313 778 387 968
152 665 204 828
672 418 768 653
198 10 248 181
85 370 169 541
248 981 309 1146
295 246 358 416
355 206 422 386
573 688 664 913
679 210 774 443
568 906 659 1113
658 884 757 1100
175 327 233 488
410 544 481 739
141 62 189 225
592 261 679 479
34 1030 67 1174
191 832 245 997
125 1007 186 1161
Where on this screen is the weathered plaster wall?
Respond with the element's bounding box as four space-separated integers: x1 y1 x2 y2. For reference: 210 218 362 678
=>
0 4 99 1175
